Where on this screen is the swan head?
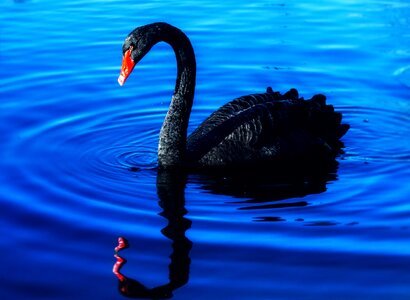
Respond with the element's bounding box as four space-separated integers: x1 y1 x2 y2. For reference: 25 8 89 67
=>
118 25 159 86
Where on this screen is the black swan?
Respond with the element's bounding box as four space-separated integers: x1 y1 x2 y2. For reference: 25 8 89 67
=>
118 22 349 169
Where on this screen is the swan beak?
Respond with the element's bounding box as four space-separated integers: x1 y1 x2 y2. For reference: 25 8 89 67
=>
118 49 136 86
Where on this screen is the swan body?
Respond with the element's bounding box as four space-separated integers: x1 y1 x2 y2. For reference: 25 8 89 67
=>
118 22 349 169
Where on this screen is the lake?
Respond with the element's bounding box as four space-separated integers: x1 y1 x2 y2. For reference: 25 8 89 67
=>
1 0 410 299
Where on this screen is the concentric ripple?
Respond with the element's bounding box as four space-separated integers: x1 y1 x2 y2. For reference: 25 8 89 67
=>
12 102 410 208
9 103 169 210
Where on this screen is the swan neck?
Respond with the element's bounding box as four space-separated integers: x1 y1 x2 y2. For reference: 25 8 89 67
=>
156 23 196 168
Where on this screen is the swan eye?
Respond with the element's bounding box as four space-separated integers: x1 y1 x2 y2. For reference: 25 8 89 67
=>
127 46 135 61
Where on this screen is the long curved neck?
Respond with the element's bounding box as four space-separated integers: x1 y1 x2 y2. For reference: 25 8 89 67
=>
150 23 196 168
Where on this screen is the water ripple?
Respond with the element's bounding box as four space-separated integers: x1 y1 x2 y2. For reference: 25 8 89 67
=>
394 65 410 88
342 105 410 162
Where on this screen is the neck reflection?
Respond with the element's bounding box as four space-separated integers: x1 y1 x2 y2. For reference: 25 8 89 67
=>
113 170 192 299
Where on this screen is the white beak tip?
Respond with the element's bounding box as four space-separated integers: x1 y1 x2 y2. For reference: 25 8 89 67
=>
118 75 125 86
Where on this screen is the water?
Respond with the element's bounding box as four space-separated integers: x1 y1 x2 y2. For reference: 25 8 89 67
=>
1 0 410 299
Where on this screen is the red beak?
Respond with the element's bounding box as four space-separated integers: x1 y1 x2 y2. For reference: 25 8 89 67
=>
118 48 136 86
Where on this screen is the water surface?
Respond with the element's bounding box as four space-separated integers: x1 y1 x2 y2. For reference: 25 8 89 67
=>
1 0 410 299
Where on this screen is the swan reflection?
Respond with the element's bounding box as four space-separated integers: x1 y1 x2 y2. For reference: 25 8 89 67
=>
113 159 339 298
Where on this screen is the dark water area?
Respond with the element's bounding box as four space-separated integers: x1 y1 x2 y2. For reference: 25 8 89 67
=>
1 0 410 299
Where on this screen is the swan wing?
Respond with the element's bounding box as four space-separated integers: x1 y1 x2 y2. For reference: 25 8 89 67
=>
186 88 348 167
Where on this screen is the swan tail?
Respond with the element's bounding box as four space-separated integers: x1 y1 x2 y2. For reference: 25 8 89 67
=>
307 93 349 152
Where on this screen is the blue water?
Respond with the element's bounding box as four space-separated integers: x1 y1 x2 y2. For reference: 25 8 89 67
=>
1 0 410 299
